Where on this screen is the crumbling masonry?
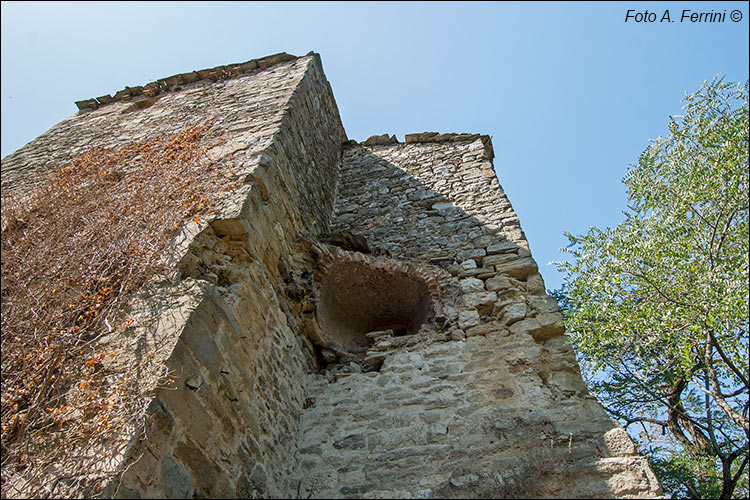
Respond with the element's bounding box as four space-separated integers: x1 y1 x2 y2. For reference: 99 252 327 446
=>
1 52 663 498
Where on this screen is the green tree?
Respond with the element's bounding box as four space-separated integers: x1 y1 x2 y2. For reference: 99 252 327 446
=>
555 77 749 499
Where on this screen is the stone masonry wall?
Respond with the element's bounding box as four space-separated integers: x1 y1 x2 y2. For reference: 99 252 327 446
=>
1 52 313 198
0 51 663 499
110 54 346 497
287 138 662 498
2 53 346 498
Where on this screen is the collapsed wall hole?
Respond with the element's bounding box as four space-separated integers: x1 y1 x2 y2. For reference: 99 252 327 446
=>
316 260 434 357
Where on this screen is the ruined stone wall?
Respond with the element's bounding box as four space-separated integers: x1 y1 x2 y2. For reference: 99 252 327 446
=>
1 53 347 498
111 54 347 497
1 51 663 499
286 137 662 498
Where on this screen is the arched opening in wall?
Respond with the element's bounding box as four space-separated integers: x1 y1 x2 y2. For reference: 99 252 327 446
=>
316 260 434 356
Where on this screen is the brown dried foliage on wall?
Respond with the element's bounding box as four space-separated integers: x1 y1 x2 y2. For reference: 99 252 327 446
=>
0 120 233 498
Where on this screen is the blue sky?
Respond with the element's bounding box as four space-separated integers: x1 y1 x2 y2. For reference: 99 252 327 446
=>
2 1 748 291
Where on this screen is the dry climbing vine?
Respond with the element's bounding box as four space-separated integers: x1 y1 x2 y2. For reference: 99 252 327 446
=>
1 120 235 498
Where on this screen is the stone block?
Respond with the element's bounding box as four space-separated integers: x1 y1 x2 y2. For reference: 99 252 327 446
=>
460 259 477 270
450 329 466 341
249 463 268 493
462 291 497 314
510 312 564 341
502 303 527 325
457 247 486 262
458 267 493 279
333 433 366 450
142 81 159 96
240 60 258 72
482 253 517 267
161 454 193 499
526 272 547 294
547 371 588 397
363 134 398 146
603 427 637 457
509 318 540 337
74 98 99 111
405 132 439 143
174 439 219 496
485 274 513 292
531 295 559 314
146 397 177 440
182 71 201 83
494 256 538 279
473 235 493 247
458 309 480 329
535 312 565 339
459 277 485 293
181 319 221 372
156 384 216 451
465 321 503 338
113 88 132 100
476 269 497 279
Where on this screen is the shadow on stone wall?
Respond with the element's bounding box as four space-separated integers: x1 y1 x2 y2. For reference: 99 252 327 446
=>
284 143 662 499
104 139 661 499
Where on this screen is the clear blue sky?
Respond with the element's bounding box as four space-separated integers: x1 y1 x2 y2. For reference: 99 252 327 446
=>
2 1 748 291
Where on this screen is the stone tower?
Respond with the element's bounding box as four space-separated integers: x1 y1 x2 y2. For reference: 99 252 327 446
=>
0 52 662 498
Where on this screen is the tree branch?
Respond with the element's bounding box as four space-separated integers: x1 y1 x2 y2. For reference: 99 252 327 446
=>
600 401 668 429
730 451 748 487
707 328 750 389
707 198 727 271
626 270 695 310
715 210 738 259
704 355 750 433
666 377 712 457
702 367 722 459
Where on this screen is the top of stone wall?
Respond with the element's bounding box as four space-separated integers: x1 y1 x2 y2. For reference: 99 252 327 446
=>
74 51 302 112
351 132 494 160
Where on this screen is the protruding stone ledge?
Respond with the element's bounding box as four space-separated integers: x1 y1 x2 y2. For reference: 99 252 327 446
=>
347 131 495 160
404 131 481 143
406 132 495 160
362 134 399 146
75 52 300 112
